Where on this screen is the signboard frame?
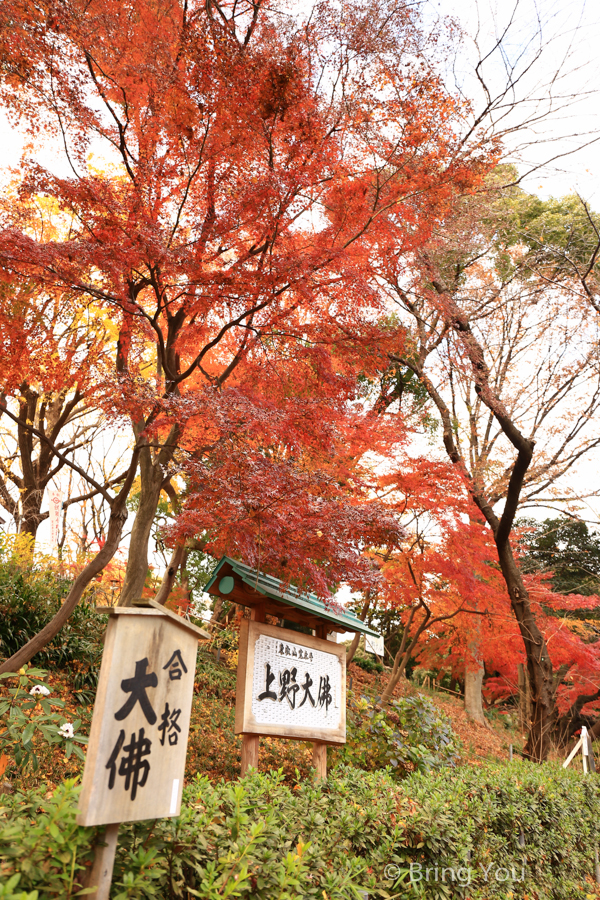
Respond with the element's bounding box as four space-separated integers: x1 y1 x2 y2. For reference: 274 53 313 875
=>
77 605 206 828
235 619 346 745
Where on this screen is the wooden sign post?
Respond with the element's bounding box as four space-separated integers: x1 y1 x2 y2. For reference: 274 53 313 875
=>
204 556 382 781
236 618 346 779
78 601 208 900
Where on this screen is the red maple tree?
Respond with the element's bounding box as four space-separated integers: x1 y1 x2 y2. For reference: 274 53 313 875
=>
0 0 494 671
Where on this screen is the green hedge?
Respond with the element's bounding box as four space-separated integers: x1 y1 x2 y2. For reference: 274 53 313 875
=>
1 763 599 899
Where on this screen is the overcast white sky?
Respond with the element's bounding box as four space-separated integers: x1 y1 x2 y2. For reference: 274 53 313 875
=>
429 0 600 202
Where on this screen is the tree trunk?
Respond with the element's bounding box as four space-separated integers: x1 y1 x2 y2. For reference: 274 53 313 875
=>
346 596 371 665
496 542 555 761
118 423 180 607
380 604 427 706
179 549 191 606
517 663 530 734
346 632 361 665
153 542 186 606
19 489 44 539
391 273 567 762
393 330 556 761
464 616 488 726
380 648 409 705
464 661 487 726
207 596 224 632
118 447 164 607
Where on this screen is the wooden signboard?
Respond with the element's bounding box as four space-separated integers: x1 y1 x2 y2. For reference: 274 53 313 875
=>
236 620 346 745
78 606 203 826
205 556 381 781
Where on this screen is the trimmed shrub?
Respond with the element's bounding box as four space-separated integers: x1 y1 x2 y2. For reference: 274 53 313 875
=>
352 654 384 674
1 763 599 899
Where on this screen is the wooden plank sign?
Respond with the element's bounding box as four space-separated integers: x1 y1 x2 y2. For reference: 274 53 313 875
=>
235 620 346 744
77 606 204 826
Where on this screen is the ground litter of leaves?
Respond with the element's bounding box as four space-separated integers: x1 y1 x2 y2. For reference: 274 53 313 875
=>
3 650 519 794
347 661 514 767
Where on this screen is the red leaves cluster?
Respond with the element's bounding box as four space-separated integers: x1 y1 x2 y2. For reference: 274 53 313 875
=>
0 2 499 596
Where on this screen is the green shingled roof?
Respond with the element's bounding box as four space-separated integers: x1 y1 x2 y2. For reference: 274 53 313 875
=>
204 556 379 638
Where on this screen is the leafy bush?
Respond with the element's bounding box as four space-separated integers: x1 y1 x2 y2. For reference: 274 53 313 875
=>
352 654 384 674
2 763 600 899
335 692 461 778
0 557 104 700
398 762 600 900
213 624 239 653
0 780 96 898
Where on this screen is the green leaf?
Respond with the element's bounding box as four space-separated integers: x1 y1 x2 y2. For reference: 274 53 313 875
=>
22 722 35 746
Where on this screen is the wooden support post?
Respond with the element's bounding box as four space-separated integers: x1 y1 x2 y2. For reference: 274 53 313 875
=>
85 823 120 900
315 623 327 640
313 741 327 780
588 733 597 773
238 607 264 778
241 733 260 775
562 736 584 769
582 725 596 772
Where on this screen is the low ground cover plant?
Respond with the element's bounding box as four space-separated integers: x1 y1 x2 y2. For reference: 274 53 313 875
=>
335 692 461 778
1 763 599 899
0 666 87 777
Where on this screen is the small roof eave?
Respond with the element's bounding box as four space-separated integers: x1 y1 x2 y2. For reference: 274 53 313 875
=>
204 556 379 639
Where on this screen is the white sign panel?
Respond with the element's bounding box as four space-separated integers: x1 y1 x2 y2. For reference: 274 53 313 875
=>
77 608 201 826
236 620 346 743
365 634 384 657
